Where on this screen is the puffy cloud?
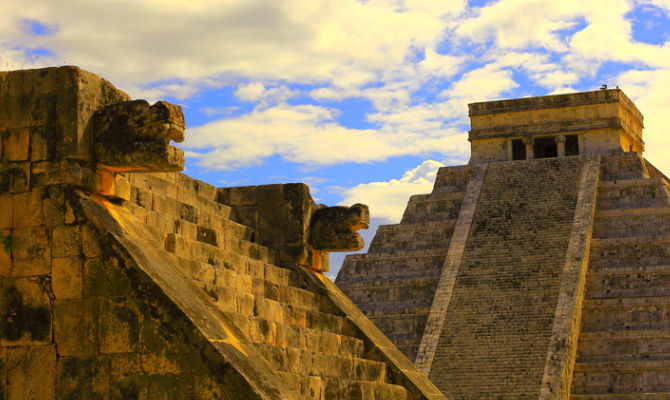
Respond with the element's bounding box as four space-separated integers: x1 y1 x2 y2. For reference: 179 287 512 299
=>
455 0 585 51
235 83 266 102
616 68 670 173
0 0 465 98
340 159 445 222
183 104 467 169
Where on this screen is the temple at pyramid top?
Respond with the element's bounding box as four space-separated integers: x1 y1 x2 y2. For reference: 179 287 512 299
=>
468 88 644 163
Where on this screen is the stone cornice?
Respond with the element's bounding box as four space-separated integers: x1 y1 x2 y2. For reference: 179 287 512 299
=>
468 89 644 125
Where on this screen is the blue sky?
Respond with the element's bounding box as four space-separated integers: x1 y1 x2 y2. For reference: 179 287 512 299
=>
3 0 670 277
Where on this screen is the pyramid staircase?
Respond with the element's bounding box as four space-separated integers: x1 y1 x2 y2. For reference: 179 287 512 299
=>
571 155 670 399
336 166 470 361
119 172 435 399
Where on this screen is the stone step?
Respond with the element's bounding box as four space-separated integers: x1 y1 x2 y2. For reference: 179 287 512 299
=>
572 360 670 394
129 189 255 244
589 235 670 268
599 153 650 181
242 315 363 358
581 296 670 332
322 378 408 400
253 343 388 382
365 313 428 343
367 220 456 255
593 207 670 238
577 329 670 363
571 394 670 400
170 232 276 267
586 264 670 299
342 278 439 310
432 165 471 194
336 253 446 282
276 372 322 400
400 192 464 224
128 172 234 221
596 178 670 210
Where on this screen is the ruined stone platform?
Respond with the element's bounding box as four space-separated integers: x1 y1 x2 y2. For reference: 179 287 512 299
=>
0 66 444 400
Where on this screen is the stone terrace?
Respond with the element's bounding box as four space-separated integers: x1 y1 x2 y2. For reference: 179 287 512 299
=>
0 66 445 400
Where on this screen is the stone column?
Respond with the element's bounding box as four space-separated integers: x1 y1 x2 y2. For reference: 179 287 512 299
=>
523 136 535 160
555 135 566 157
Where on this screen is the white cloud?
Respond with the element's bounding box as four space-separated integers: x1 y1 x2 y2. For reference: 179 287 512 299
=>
340 159 445 222
182 104 467 170
235 83 266 102
0 0 464 98
616 68 670 173
455 0 584 51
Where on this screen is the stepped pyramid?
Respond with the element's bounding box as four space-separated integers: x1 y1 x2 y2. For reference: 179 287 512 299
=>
0 66 444 399
337 89 670 399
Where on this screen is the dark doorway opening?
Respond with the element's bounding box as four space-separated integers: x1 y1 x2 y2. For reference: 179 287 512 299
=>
512 139 526 160
534 137 557 158
565 135 579 156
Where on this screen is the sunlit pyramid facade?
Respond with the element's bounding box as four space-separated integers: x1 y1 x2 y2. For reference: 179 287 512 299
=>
336 89 670 399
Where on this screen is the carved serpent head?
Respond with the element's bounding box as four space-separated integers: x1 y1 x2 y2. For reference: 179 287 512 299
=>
308 203 370 252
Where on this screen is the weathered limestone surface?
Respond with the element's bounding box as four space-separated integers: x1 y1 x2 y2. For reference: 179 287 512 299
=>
338 89 670 399
0 66 444 400
570 153 670 398
337 166 471 362
429 157 585 399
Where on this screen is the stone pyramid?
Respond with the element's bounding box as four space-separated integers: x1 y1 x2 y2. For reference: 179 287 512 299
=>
0 66 445 400
337 89 670 399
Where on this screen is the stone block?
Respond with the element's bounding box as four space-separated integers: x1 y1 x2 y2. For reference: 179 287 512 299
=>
0 229 10 276
3 128 29 162
51 225 81 258
31 90 58 127
11 189 43 228
109 373 146 400
141 314 184 354
83 257 131 297
29 126 52 162
6 69 34 98
51 257 83 299
0 194 11 229
98 298 141 354
81 225 103 258
110 353 141 376
140 353 184 375
41 185 67 226
146 374 192 400
11 226 51 276
0 346 5 398
232 206 258 231
236 292 255 316
95 170 130 202
53 300 96 356
2 94 32 129
56 356 109 400
0 277 52 345
0 162 29 194
6 345 57 400
258 184 284 206
227 186 258 206
192 374 229 400
30 160 97 191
